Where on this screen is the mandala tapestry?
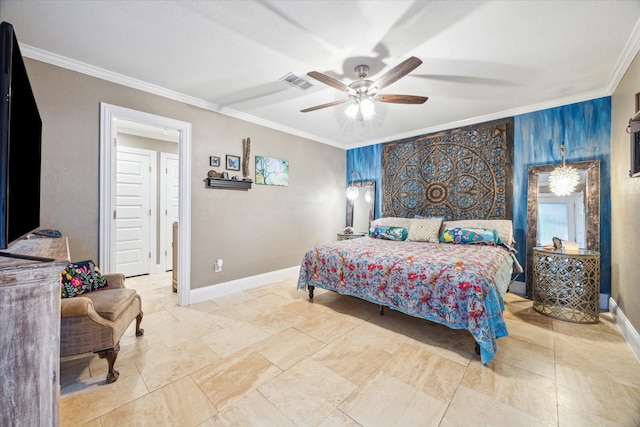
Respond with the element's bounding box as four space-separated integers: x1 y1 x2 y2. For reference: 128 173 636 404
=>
382 118 513 220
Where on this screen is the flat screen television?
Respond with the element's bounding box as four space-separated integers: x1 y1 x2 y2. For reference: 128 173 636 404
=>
0 21 43 253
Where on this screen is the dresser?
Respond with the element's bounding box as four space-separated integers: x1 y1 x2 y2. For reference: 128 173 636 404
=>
0 237 70 426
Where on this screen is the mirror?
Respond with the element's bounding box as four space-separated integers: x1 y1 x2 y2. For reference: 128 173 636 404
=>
526 160 600 297
347 180 376 233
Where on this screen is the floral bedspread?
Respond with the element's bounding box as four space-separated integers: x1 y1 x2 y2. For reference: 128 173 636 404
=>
297 237 514 364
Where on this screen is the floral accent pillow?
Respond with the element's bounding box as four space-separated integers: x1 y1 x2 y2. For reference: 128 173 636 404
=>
60 260 109 299
369 225 408 241
440 227 502 246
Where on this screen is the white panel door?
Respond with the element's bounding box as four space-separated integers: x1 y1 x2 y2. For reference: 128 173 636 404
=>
160 153 179 271
116 147 156 277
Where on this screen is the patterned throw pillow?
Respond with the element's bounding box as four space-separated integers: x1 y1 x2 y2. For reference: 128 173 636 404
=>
369 225 408 241
60 260 109 299
407 218 443 243
440 227 502 246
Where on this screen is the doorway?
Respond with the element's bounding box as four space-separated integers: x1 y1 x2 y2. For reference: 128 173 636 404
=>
99 103 192 306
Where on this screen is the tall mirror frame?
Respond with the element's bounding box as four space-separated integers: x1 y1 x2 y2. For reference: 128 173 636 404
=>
347 180 376 233
526 160 600 297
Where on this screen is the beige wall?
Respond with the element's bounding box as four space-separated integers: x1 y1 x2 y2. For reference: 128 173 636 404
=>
25 58 345 290
611 51 640 331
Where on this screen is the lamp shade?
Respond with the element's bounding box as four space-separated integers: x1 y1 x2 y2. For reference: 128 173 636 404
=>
345 185 359 200
549 165 580 196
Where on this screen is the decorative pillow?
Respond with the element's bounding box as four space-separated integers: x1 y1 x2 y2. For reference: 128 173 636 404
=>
407 218 443 243
369 225 408 241
370 217 414 231
440 227 502 246
60 260 109 299
442 220 514 246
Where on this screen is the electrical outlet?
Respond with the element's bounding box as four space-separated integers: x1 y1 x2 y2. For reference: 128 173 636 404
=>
215 259 223 272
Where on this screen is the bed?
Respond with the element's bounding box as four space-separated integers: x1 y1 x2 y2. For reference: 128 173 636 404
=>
297 218 521 365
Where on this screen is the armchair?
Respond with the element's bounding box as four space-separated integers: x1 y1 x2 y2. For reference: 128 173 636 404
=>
60 273 143 383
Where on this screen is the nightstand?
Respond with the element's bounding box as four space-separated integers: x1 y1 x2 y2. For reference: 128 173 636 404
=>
532 247 600 323
337 232 366 241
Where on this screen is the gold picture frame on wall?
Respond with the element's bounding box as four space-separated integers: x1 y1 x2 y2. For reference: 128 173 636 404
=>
635 91 640 112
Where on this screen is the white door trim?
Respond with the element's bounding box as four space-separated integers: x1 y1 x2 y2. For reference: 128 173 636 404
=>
99 103 192 306
160 152 179 272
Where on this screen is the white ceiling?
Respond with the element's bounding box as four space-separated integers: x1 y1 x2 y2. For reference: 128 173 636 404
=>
3 0 640 149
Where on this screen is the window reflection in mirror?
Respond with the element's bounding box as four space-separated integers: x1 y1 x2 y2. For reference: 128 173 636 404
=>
536 170 587 247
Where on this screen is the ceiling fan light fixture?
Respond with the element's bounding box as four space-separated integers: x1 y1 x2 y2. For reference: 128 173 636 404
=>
360 97 375 120
345 101 359 119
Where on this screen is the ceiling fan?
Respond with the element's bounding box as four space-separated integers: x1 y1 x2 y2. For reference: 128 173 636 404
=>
301 56 428 121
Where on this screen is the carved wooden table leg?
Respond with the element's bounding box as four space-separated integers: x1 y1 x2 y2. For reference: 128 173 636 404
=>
97 342 120 383
308 285 314 300
136 312 145 337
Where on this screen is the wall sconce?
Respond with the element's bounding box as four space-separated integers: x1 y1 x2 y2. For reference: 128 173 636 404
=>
549 143 580 196
346 170 363 200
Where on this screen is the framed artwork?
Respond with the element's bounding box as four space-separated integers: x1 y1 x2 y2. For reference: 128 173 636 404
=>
635 92 640 113
255 155 289 186
210 156 220 167
226 155 241 171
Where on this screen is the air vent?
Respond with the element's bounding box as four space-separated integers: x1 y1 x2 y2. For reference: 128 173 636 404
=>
280 72 314 91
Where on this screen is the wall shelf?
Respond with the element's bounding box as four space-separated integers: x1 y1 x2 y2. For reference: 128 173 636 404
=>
205 177 252 190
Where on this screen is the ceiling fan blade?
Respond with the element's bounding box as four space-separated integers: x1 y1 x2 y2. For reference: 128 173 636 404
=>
374 94 428 104
371 56 423 92
300 98 349 113
307 71 351 93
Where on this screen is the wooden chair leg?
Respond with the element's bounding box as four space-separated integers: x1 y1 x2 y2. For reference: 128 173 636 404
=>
135 311 144 337
97 342 120 384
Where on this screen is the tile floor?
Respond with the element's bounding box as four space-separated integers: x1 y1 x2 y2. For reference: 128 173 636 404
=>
59 272 640 426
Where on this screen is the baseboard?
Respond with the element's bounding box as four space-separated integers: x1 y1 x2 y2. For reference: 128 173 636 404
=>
509 280 526 296
188 266 301 304
609 297 640 363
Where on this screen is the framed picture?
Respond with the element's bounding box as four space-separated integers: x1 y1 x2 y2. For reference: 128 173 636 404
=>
226 155 241 171
255 155 289 186
635 92 640 113
210 156 220 167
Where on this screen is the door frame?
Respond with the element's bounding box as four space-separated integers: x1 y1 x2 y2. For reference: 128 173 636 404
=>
99 103 191 306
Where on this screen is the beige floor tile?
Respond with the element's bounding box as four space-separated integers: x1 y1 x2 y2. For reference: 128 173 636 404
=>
489 334 556 379
100 376 217 427
192 349 282 409
211 291 256 307
462 358 558 424
251 327 325 370
258 358 357 427
293 308 364 344
200 390 295 426
407 320 475 365
556 363 640 426
440 385 553 427
554 332 640 388
316 410 361 427
342 319 409 354
58 274 640 426
60 369 148 425
241 303 309 335
134 338 221 391
311 334 392 385
339 371 448 427
379 341 466 401
504 315 554 349
200 320 270 357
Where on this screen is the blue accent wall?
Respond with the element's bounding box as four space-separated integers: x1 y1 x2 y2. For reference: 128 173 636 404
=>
347 97 612 294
